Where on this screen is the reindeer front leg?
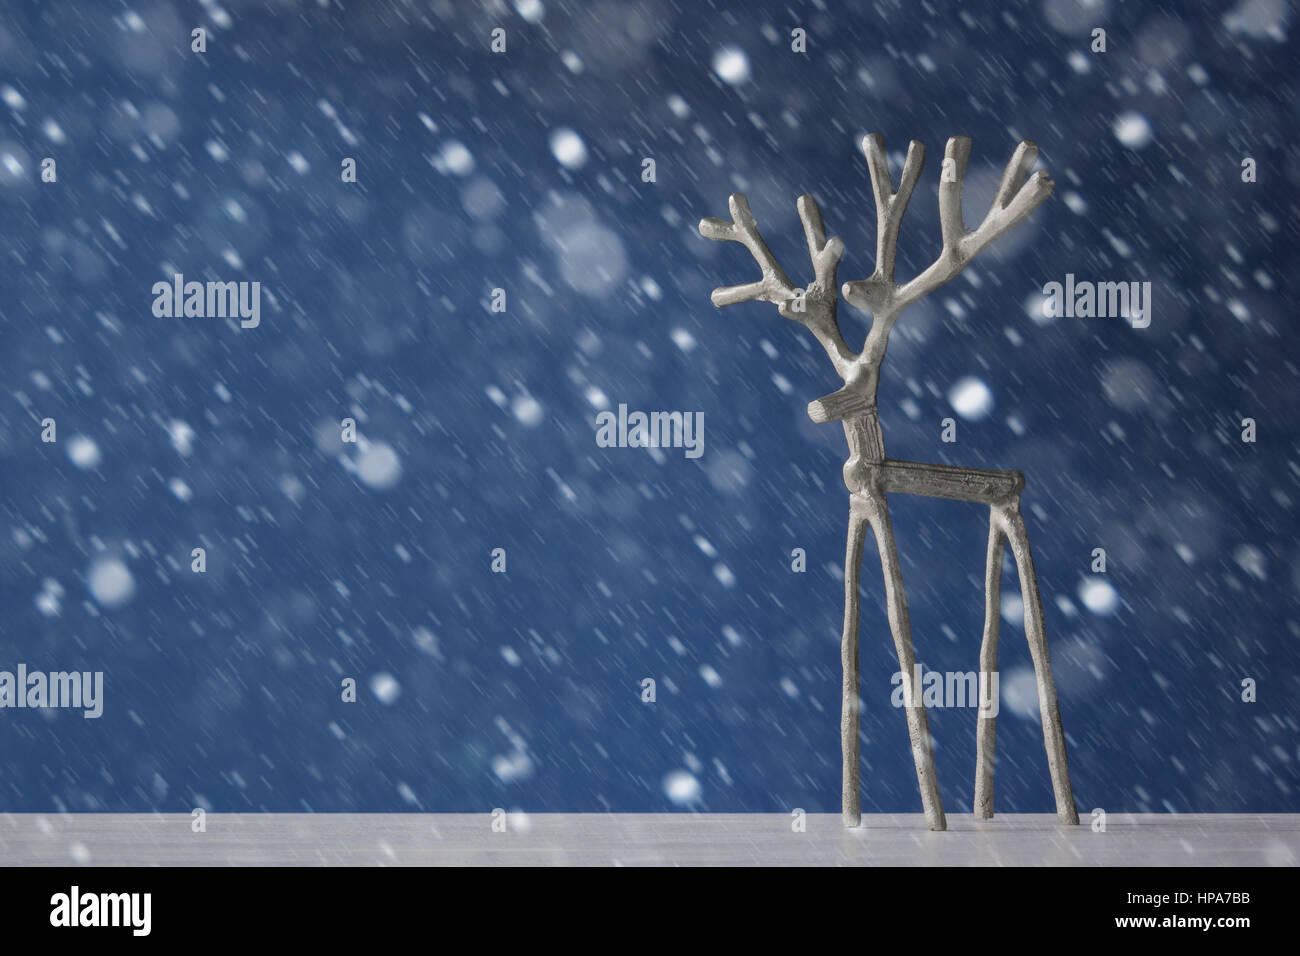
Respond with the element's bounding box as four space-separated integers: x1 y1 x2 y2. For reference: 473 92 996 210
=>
859 487 947 831
840 496 869 827
698 193 869 826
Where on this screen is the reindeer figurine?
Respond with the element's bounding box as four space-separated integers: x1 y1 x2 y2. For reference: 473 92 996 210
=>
699 134 1079 831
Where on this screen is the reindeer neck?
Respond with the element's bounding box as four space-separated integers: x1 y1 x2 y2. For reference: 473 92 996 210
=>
841 409 885 495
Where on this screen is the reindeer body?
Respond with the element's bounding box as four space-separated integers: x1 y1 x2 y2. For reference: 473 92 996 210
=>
700 134 1079 830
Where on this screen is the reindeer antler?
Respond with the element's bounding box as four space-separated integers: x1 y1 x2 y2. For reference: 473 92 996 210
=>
699 193 856 378
697 136 1051 427
844 134 1054 323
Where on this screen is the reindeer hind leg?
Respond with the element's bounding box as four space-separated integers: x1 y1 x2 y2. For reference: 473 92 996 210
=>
974 508 1006 819
995 501 1079 825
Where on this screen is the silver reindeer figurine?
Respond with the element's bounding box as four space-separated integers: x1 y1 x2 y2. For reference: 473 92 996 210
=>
699 133 1079 830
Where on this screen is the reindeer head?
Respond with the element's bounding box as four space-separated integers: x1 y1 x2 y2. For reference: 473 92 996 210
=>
699 134 1054 427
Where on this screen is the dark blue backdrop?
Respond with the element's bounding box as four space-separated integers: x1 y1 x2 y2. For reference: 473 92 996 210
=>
1 0 1297 815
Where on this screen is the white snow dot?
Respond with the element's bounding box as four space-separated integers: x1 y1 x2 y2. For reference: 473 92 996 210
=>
493 752 533 783
168 420 195 457
1233 544 1267 581
67 435 101 469
712 46 751 85
35 585 61 618
515 0 545 23
412 627 439 656
1001 668 1040 721
88 558 134 608
664 770 701 805
1026 292 1056 326
1114 111 1153 149
670 327 696 352
358 443 403 490
1078 578 1119 616
699 664 722 688
549 128 587 169
0 146 28 183
512 395 545 427
441 140 475 176
369 672 401 705
223 198 247 223
948 376 994 420
1000 591 1025 625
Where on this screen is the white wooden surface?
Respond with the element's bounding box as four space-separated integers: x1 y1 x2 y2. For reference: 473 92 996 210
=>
1 813 1295 866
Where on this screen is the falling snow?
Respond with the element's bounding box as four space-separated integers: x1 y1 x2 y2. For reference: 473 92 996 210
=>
0 0 1293 821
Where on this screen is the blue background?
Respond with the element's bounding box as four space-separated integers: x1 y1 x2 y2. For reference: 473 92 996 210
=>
0 0 1297 815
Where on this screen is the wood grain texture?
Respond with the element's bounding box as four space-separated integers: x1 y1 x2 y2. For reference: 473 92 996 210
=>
0 814 1295 867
